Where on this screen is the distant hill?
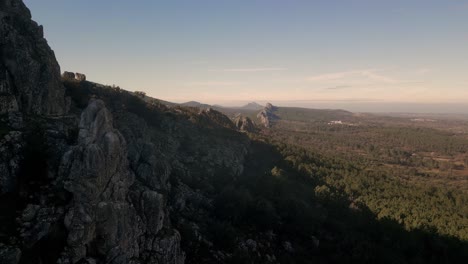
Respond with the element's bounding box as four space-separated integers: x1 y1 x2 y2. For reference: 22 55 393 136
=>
241 102 264 110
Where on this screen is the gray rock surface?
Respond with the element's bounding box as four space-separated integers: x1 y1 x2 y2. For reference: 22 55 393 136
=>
58 99 184 264
59 99 139 263
234 115 256 132
0 131 22 194
62 72 76 80
75 73 86 82
257 103 278 128
0 0 67 115
0 245 21 264
0 1 248 264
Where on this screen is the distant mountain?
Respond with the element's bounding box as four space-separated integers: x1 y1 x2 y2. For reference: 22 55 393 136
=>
241 102 264 110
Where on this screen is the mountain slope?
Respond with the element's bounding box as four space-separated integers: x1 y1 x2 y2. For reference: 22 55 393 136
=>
1 1 467 264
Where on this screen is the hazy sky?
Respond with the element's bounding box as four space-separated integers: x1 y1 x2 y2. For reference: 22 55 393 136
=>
24 0 468 105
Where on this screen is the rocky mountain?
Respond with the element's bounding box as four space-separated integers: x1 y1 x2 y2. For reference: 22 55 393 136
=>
0 1 187 263
1 1 468 264
0 4 250 260
241 102 263 111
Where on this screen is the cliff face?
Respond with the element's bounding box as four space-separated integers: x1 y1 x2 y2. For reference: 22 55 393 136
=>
0 0 67 116
0 0 69 199
0 1 189 263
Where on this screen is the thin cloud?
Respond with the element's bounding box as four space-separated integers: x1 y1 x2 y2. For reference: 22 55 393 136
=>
212 67 287 72
361 70 398 84
306 70 363 82
306 69 400 84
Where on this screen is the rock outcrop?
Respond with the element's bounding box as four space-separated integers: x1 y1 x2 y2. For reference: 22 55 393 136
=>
0 0 67 116
62 72 87 82
61 72 76 80
197 107 236 130
0 130 22 194
75 73 86 82
256 103 278 128
58 99 184 264
234 115 256 132
59 99 139 263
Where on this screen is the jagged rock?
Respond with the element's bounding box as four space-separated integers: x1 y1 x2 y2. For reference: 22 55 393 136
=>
0 245 21 264
57 99 185 264
282 241 294 253
0 0 67 115
257 103 278 128
0 131 22 194
59 99 141 263
239 239 258 252
75 73 86 82
234 115 256 132
197 107 236 130
265 103 276 111
62 72 76 80
0 2 247 263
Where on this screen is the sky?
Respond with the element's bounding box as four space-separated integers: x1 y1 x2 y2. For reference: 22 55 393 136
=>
24 0 468 109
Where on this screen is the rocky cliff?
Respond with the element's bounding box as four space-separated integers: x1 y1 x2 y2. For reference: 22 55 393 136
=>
0 0 68 116
0 1 190 263
57 99 184 264
0 3 250 263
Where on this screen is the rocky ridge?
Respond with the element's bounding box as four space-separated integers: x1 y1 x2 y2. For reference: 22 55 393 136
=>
0 2 251 260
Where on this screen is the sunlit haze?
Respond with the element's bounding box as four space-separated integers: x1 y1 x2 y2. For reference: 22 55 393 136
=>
24 0 468 111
